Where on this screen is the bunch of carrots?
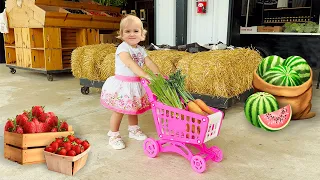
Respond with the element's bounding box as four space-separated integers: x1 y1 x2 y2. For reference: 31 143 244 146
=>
147 69 214 116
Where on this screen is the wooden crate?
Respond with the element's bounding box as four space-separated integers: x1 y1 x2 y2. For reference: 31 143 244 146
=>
44 146 91 176
4 126 74 165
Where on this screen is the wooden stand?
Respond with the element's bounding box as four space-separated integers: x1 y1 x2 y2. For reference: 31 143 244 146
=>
4 0 122 81
4 125 74 165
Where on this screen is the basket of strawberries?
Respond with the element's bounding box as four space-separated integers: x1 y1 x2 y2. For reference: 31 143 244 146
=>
43 134 91 176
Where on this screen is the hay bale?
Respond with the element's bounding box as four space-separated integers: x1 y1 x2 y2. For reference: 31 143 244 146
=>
145 50 190 76
176 48 262 98
71 46 86 78
99 53 115 80
80 43 116 80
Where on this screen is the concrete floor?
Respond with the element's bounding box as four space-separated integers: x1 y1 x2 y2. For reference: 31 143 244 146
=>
0 64 319 180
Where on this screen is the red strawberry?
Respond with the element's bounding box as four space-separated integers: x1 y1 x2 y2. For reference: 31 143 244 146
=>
59 121 68 131
16 126 24 134
50 142 59 152
23 121 37 133
16 114 29 127
71 144 83 155
67 134 75 142
58 148 67 156
51 127 58 132
66 150 76 156
32 117 40 133
81 140 90 150
74 138 82 145
38 113 48 122
32 106 45 118
38 122 50 133
4 119 15 132
55 138 63 144
47 112 56 117
63 141 72 151
46 116 58 128
45 146 54 153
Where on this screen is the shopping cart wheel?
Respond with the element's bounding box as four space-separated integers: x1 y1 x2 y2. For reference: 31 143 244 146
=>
143 138 159 158
211 146 223 162
191 155 206 173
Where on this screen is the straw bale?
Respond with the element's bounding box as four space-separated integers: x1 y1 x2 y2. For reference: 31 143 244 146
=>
71 46 86 78
145 50 190 76
81 43 116 80
99 53 116 80
176 48 262 98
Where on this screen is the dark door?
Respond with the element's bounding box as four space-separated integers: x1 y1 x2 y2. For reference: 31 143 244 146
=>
176 0 187 45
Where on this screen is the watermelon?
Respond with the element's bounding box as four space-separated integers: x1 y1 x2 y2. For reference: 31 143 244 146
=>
283 56 311 83
244 92 279 128
262 65 302 86
258 104 292 131
257 55 284 77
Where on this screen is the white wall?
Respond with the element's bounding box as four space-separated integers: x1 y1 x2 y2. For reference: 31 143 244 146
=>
187 0 230 45
155 0 176 46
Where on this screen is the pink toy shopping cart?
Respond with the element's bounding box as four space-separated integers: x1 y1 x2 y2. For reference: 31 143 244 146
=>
141 79 225 173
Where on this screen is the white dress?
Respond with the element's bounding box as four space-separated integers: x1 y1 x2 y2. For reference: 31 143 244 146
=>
100 42 151 115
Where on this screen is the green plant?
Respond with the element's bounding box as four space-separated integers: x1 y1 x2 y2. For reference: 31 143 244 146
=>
93 0 127 7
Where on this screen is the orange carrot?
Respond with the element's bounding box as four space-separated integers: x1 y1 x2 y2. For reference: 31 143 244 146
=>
187 101 207 115
194 99 214 115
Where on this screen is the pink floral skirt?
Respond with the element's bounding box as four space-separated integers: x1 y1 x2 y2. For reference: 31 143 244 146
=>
100 75 151 115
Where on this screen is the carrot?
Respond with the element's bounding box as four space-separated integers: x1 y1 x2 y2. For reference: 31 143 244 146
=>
194 99 214 115
187 101 207 115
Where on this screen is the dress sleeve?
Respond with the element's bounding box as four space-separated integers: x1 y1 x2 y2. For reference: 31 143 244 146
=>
116 43 129 55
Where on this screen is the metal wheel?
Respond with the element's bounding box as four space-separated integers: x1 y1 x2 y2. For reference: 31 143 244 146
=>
81 87 90 95
47 74 53 81
10 68 16 74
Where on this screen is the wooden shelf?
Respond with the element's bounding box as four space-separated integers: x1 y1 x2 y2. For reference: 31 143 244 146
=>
264 7 311 11
240 32 320 36
5 46 15 48
264 21 310 24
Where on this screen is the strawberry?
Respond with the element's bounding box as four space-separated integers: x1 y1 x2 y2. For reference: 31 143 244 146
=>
23 121 37 133
16 126 24 134
38 122 50 133
58 148 67 156
4 119 15 132
16 114 29 127
51 127 58 132
47 112 56 118
71 144 83 155
67 134 75 142
63 141 72 151
66 150 76 156
74 138 82 145
38 112 48 122
46 116 58 128
45 146 54 153
55 137 63 144
59 121 68 131
50 142 59 152
31 106 45 118
32 117 40 133
81 140 90 150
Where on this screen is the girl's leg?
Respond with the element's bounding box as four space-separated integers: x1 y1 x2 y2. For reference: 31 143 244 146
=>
108 111 125 150
128 115 147 141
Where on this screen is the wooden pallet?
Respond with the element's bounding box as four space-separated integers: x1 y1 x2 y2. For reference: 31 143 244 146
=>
4 126 74 165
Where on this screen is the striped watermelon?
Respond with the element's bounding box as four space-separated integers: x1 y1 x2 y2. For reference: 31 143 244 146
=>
244 92 279 128
257 55 284 77
283 56 311 83
262 65 302 86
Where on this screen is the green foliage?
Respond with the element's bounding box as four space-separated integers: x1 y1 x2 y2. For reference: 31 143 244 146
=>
93 0 127 7
283 22 319 33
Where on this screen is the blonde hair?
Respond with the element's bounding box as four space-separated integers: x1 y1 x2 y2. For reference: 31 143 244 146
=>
116 14 147 41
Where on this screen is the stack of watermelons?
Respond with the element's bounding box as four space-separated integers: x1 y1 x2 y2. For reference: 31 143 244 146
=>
257 55 311 86
243 55 312 132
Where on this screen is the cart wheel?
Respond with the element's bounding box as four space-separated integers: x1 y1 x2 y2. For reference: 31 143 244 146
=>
143 138 159 158
47 74 53 81
10 68 16 74
191 155 206 173
81 87 90 95
211 146 223 162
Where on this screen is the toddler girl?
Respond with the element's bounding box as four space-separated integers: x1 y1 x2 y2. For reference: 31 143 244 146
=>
100 15 160 150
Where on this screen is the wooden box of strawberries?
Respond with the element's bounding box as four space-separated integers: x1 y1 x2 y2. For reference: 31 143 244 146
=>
4 106 74 165
44 135 91 176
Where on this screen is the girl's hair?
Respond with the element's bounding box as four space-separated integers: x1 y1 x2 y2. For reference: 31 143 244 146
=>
116 14 147 41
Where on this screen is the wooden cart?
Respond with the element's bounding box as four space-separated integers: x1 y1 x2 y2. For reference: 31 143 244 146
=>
3 0 122 81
